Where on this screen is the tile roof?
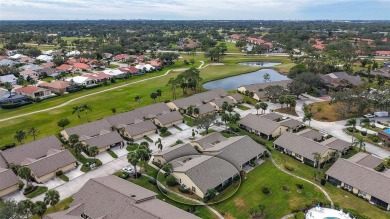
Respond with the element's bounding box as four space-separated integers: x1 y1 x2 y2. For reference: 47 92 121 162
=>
154 143 199 162
193 132 227 150
46 176 200 219
56 64 72 71
73 63 90 69
0 168 19 191
39 81 71 89
326 158 390 204
84 132 124 149
239 113 281 135
174 156 238 194
15 86 47 94
0 136 63 165
28 150 76 178
155 111 183 125
274 132 330 161
124 120 157 137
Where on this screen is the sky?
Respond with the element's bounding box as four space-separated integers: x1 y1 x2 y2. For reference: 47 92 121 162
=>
0 0 390 20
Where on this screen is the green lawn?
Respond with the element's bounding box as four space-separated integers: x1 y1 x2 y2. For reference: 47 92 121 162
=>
212 160 327 219
108 150 118 158
237 104 250 111
59 174 69 182
25 186 48 199
31 197 74 219
217 41 242 53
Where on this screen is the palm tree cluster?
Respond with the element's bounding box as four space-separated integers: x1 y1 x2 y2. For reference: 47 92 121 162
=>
13 127 40 144
127 144 152 178
72 104 93 122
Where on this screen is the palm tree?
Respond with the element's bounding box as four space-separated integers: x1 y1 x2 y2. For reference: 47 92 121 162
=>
263 73 271 83
137 145 151 173
221 102 229 112
312 152 321 170
18 167 32 186
17 199 35 218
346 118 357 142
155 138 163 151
193 107 200 117
88 146 99 158
74 142 84 154
134 95 142 105
156 89 162 101
33 201 47 219
167 78 177 100
353 136 366 151
44 190 60 210
72 105 84 121
255 103 261 115
150 92 158 103
259 102 268 114
14 130 27 144
221 113 230 130
303 111 313 127
360 118 371 127
27 127 40 140
5 82 13 98
187 105 194 115
68 134 79 147
82 104 92 122
127 152 140 178
278 96 285 108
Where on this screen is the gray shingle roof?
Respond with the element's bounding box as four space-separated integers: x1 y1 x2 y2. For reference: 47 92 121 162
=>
105 110 143 128
0 136 63 165
46 176 200 219
65 119 112 138
321 138 351 152
326 158 390 204
349 152 384 169
155 111 183 126
298 129 324 141
173 156 238 194
193 132 227 150
0 168 19 191
229 93 244 102
239 113 281 135
274 132 330 161
28 150 76 178
204 136 266 169
124 120 157 137
321 72 363 87
197 103 216 115
135 102 171 119
84 132 124 149
212 96 234 108
279 118 303 129
154 143 199 162
261 112 284 121
172 89 227 109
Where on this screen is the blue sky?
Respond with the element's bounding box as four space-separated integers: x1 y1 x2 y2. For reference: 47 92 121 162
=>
0 0 389 20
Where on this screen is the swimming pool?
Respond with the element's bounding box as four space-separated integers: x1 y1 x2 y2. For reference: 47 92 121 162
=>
385 128 390 134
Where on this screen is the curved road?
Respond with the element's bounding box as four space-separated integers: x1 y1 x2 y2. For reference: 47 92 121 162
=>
0 61 205 123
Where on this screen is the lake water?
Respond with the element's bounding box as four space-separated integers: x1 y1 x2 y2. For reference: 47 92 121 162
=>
203 62 288 90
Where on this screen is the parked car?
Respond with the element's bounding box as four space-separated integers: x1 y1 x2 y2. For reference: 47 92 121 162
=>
122 166 134 174
364 114 375 118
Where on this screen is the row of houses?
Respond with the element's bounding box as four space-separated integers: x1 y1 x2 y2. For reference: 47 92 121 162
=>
153 132 266 198
0 136 77 197
44 175 200 219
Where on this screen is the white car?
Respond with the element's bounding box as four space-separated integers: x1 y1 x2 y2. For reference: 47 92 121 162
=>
364 114 375 118
122 166 134 174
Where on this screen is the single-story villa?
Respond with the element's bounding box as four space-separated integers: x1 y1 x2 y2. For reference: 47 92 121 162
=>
84 131 124 153
237 80 292 94
298 129 324 142
154 111 184 128
171 155 239 198
228 93 244 103
39 81 71 94
153 143 199 165
210 96 235 110
0 168 19 198
321 137 351 154
321 72 363 90
191 132 227 151
326 153 390 211
274 132 335 168
193 103 216 117
45 176 200 219
123 120 157 140
15 86 53 99
261 112 284 121
0 136 77 183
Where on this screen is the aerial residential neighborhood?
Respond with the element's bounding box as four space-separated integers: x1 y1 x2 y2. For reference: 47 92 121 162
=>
1 2 390 219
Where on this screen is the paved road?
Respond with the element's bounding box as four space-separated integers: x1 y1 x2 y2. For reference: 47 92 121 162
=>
0 61 204 123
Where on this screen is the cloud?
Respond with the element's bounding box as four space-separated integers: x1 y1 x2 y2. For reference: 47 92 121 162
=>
0 0 389 20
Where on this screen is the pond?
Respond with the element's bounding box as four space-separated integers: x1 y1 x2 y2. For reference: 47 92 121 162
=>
203 62 288 90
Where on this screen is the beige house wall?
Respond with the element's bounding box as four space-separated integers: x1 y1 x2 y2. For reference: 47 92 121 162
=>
153 155 167 165
191 142 204 151
237 87 246 93
172 172 204 198
271 126 288 138
60 130 69 140
166 102 179 111
0 184 19 198
32 162 77 183
154 119 182 128
124 129 157 140
253 93 261 101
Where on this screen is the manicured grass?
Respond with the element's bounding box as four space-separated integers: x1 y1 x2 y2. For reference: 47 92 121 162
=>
80 165 91 173
31 197 74 219
217 41 242 53
271 149 390 218
108 64 119 69
59 174 69 182
160 131 172 137
108 150 118 158
212 160 327 219
25 186 48 199
200 129 216 136
183 115 195 127
144 136 154 143
237 104 250 111
61 36 95 43
173 124 183 131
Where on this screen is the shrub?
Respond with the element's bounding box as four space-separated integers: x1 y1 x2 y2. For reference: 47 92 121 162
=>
370 135 379 143
282 186 290 192
3 143 16 150
347 127 354 132
176 140 183 144
263 150 270 158
361 131 367 136
261 187 271 194
166 175 178 187
140 141 149 147
56 170 63 176
295 212 304 219
18 181 25 190
160 127 168 134
374 163 385 172
284 164 294 171
178 185 189 194
296 184 304 189
95 159 102 167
